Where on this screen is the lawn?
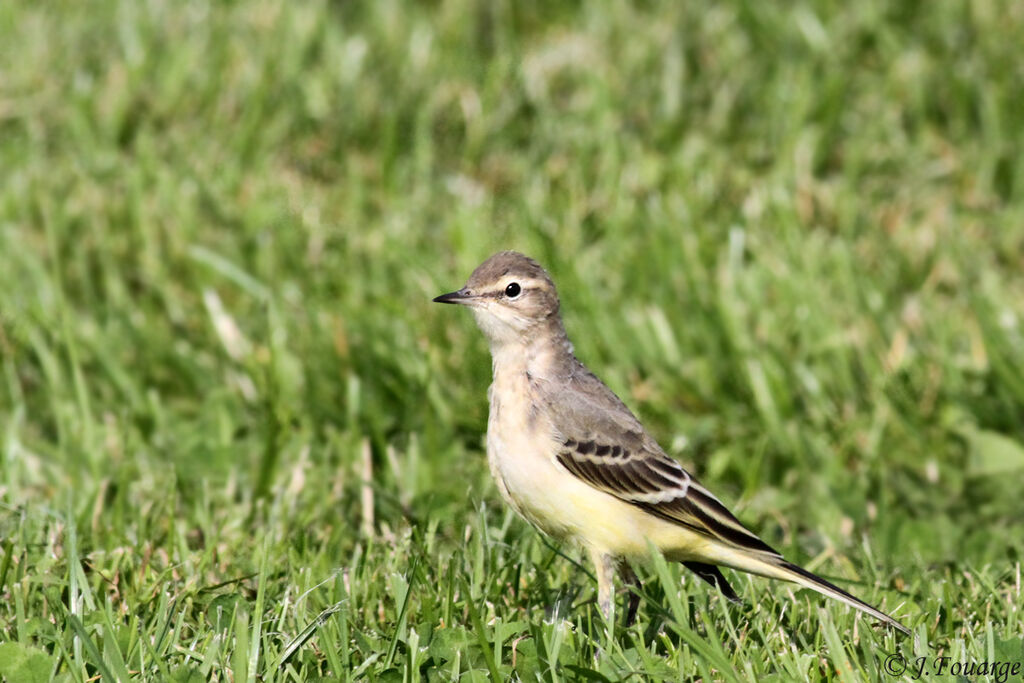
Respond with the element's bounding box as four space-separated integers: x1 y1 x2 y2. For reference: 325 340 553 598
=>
1 0 1023 680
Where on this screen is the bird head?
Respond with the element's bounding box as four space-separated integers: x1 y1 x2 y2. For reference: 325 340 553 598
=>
433 251 561 346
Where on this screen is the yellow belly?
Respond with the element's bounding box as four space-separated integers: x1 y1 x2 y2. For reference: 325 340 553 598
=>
485 382 710 560
482 361 741 566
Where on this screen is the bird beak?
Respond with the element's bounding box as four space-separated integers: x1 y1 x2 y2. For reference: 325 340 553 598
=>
432 288 474 305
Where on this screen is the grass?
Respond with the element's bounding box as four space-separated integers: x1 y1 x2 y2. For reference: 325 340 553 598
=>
1 0 1023 679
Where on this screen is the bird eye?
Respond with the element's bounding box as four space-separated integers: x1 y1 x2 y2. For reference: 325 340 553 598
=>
504 282 522 298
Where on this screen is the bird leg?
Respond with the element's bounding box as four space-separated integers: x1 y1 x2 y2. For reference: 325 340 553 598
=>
618 562 642 627
588 548 617 623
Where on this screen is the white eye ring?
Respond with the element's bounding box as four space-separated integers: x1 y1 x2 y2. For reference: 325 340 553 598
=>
504 282 522 298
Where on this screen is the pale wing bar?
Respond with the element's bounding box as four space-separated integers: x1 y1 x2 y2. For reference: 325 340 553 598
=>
555 439 779 557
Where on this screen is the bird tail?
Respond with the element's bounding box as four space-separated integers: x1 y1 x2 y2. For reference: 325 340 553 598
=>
728 553 911 636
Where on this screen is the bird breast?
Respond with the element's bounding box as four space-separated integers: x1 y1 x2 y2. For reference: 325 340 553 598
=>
485 369 576 540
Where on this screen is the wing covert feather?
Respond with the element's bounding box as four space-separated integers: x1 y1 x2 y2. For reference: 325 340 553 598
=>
540 364 779 557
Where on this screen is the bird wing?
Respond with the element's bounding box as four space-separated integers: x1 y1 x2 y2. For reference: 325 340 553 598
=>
542 365 780 558
532 362 911 635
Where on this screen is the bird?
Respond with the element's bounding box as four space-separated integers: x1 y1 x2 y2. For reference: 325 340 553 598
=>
433 250 910 636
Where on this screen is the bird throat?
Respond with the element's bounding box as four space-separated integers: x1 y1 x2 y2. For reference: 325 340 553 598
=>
487 321 575 383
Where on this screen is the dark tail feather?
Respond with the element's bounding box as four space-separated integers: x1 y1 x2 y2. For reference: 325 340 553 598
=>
683 561 742 603
777 560 912 636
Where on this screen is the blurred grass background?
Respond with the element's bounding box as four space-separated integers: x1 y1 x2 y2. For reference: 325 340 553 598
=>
1 0 1023 680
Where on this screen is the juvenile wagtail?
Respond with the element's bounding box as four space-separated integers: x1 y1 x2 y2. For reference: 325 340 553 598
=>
434 250 909 635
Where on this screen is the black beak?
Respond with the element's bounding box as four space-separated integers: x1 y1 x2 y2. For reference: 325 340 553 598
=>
432 288 472 304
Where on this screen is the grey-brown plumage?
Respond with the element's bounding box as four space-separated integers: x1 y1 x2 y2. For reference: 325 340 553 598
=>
434 251 910 636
